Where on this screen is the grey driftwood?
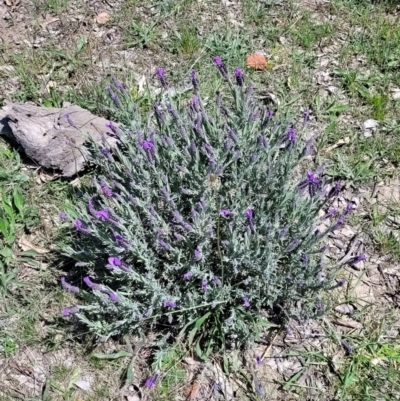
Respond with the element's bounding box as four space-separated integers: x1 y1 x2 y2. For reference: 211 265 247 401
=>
0 101 118 177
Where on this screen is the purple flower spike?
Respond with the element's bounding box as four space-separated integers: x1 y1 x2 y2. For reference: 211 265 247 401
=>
105 121 118 135
234 67 244 86
191 70 199 93
348 254 366 265
245 208 253 220
59 211 67 219
212 56 228 79
140 139 154 151
183 271 193 280
255 355 262 366
243 297 250 308
156 68 168 89
96 209 109 221
213 56 223 67
75 219 83 231
220 209 232 217
145 374 159 388
163 300 177 309
345 203 354 215
101 182 113 197
202 278 209 292
194 247 202 261
303 108 310 125
108 256 122 267
83 277 95 289
321 208 337 220
62 306 79 316
61 277 79 293
108 292 120 302
287 128 296 144
286 238 299 252
113 232 123 242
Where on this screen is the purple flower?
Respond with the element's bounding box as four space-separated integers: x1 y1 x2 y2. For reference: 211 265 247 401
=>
345 203 354 215
245 208 253 220
101 148 110 156
330 181 342 198
202 278 209 292
145 374 159 388
145 308 153 317
286 238 299 252
156 68 167 89
139 139 154 151
163 300 177 309
220 209 232 217
194 247 202 261
75 219 83 231
183 271 193 280
321 208 337 220
212 56 223 67
242 297 250 308
316 297 323 310
348 254 366 264
113 232 123 243
191 70 199 93
61 277 79 293
337 279 347 287
341 339 353 355
332 216 345 231
303 108 310 125
173 232 185 242
212 56 228 79
101 182 113 197
62 306 79 316
108 292 120 302
287 128 296 144
105 121 118 134
108 256 122 267
96 209 109 221
182 222 194 232
299 170 322 197
83 277 96 289
172 210 183 222
255 355 262 365
59 211 67 219
158 239 171 251
234 67 244 86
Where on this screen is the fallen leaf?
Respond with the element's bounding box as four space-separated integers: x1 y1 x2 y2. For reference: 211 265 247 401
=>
126 396 141 401
96 12 111 25
246 54 267 70
18 235 50 254
332 318 362 329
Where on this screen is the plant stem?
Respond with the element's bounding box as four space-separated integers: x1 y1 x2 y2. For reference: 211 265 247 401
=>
216 198 224 285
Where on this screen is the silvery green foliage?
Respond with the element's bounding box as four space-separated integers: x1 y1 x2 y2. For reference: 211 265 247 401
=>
61 62 346 347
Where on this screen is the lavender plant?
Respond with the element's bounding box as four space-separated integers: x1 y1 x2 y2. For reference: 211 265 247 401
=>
60 60 349 351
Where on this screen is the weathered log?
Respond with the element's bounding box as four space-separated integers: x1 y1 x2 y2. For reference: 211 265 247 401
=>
0 101 118 176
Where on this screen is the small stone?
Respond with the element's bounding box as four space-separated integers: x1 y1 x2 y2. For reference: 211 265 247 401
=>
363 119 378 130
96 12 111 25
